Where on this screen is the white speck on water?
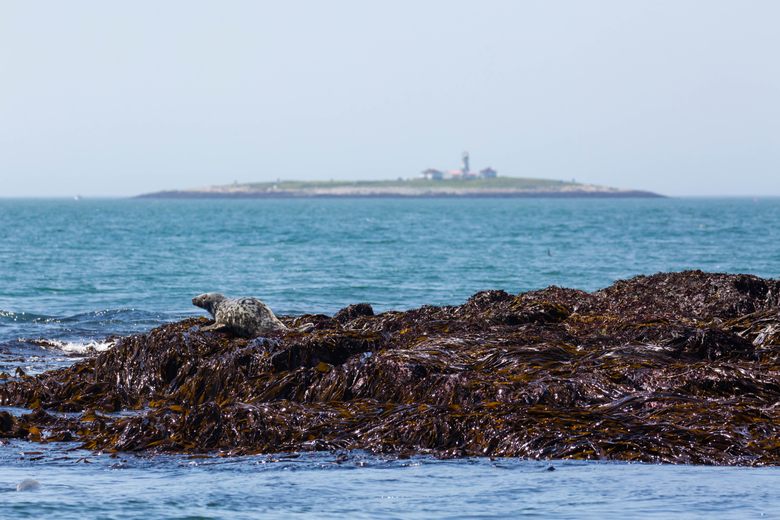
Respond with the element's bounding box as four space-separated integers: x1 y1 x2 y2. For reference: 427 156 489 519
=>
16 479 40 492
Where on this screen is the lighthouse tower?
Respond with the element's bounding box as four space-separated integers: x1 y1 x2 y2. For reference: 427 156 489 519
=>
462 151 470 176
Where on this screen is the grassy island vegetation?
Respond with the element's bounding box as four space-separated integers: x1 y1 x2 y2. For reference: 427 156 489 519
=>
239 176 577 191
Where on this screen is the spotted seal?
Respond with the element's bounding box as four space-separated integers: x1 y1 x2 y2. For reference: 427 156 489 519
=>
192 293 288 338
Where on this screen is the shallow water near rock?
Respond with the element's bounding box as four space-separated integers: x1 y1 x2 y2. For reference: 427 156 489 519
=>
2 197 780 516
3 442 780 519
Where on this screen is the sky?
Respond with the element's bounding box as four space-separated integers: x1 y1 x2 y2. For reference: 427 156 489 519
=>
1 0 778 197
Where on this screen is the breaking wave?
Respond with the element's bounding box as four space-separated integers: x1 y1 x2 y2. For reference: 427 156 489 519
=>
28 338 116 355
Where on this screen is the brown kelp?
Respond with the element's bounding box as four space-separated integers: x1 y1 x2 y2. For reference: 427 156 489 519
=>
2 271 780 464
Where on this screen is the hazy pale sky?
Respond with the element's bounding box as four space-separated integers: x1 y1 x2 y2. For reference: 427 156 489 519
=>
1 1 778 197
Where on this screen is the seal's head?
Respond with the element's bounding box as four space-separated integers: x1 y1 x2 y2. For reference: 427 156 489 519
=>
192 293 226 315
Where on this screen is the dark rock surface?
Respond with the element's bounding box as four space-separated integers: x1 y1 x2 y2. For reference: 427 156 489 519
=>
2 271 780 464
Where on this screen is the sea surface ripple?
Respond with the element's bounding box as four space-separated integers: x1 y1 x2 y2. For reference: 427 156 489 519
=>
1 197 779 517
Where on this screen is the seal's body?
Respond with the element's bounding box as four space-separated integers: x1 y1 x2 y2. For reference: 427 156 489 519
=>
192 293 288 338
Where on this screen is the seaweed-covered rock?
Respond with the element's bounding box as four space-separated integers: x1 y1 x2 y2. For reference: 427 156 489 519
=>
334 303 374 324
2 271 780 465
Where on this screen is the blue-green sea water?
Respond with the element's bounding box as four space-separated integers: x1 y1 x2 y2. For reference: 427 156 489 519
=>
2 197 780 518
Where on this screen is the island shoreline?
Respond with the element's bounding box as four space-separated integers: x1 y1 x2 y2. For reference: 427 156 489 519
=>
136 189 664 199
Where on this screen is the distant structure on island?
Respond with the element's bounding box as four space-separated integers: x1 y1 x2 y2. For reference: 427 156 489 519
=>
421 152 497 181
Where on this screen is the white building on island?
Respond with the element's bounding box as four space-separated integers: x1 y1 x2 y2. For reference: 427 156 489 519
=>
421 152 498 180
421 168 444 180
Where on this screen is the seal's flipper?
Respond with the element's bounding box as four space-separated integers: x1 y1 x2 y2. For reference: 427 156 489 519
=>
201 323 228 332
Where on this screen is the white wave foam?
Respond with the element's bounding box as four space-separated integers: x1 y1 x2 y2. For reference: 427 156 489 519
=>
36 339 115 354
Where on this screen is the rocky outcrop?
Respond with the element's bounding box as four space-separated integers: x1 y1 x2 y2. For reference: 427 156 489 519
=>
2 271 780 464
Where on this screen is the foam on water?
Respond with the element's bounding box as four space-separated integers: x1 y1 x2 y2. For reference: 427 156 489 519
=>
32 338 115 354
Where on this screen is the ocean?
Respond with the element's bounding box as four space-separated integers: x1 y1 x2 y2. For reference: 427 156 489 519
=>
1 197 780 518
